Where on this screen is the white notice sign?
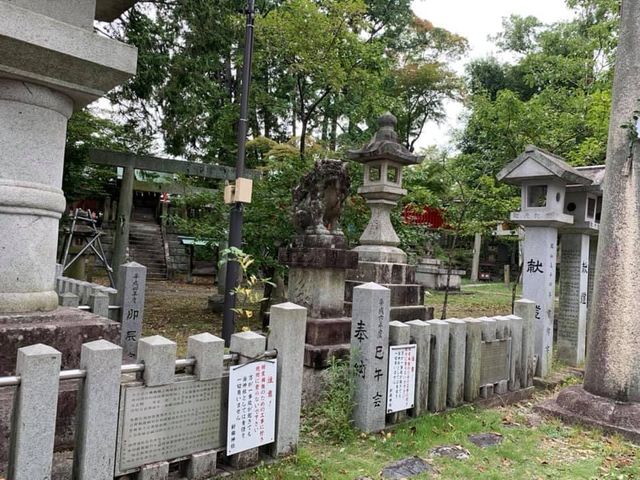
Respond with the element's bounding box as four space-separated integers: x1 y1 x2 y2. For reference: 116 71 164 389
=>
386 344 417 413
227 360 277 455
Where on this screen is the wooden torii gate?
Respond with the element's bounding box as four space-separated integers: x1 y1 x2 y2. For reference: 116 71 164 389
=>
88 148 260 286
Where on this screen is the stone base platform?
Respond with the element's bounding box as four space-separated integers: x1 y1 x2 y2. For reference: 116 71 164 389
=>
536 385 640 443
0 307 120 472
304 343 350 369
0 307 120 375
345 260 430 323
207 293 225 313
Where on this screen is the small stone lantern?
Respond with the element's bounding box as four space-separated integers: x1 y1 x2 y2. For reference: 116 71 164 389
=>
345 112 430 322
348 112 423 263
497 145 593 376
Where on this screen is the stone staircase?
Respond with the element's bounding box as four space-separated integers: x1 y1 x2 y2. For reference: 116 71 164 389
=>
129 207 167 280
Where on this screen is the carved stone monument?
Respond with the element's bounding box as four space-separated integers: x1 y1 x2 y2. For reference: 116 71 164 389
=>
344 113 429 322
557 165 604 366
279 159 358 368
538 0 640 441
498 146 593 376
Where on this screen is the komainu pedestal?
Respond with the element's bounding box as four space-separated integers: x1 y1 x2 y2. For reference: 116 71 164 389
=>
280 158 358 367
280 234 358 367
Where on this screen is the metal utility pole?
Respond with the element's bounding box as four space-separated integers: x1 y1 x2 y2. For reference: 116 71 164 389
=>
222 0 256 345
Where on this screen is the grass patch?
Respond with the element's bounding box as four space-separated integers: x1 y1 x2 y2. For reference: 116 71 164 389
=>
428 281 522 319
240 395 640 479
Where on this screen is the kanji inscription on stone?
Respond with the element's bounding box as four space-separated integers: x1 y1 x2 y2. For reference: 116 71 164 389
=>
116 378 223 473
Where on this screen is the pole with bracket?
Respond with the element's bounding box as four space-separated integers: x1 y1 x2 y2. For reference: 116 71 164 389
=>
222 0 256 345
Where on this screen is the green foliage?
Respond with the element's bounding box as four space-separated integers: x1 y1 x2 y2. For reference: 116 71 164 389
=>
219 247 274 323
63 110 151 201
304 357 356 444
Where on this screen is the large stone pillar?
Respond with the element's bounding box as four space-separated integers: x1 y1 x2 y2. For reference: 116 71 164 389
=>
521 227 558 376
0 0 138 363
583 0 640 402
538 1 640 441
0 80 72 312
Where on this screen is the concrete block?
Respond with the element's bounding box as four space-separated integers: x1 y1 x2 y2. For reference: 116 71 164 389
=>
426 320 449 412
89 291 109 318
515 299 536 387
267 302 307 456
8 344 61 479
495 379 509 394
136 335 176 387
139 460 169 480
406 320 430 417
389 321 410 345
507 314 523 391
187 333 224 381
73 340 122 480
445 319 466 408
480 317 497 342
464 318 482 402
59 292 79 307
187 450 217 480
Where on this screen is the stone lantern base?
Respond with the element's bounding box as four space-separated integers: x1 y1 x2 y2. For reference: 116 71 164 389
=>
536 386 640 443
344 259 431 322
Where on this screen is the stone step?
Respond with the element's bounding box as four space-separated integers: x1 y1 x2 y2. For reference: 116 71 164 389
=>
346 261 416 285
305 317 351 346
304 343 350 368
344 281 424 306
343 303 432 322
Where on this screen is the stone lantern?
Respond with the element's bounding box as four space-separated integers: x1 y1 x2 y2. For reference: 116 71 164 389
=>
556 166 605 366
345 112 430 322
0 0 139 369
497 145 592 376
348 112 421 264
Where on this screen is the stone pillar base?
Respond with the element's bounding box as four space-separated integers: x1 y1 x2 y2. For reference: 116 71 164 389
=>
0 307 120 473
536 385 640 443
0 307 120 375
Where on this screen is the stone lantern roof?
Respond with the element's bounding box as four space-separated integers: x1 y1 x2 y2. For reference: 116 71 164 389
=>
347 112 424 165
96 0 138 22
497 145 593 186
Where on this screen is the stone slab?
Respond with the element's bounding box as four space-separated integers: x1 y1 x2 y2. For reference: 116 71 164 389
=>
0 307 120 375
305 317 351 346
381 456 434 479
303 343 349 368
536 386 640 443
347 261 416 284
0 2 138 107
279 247 358 269
345 280 423 306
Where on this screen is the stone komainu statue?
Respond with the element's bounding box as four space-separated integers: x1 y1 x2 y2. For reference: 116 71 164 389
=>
293 158 350 236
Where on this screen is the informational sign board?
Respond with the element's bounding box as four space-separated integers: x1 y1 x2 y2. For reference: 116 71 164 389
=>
386 344 417 413
115 378 223 473
226 360 277 455
480 339 511 385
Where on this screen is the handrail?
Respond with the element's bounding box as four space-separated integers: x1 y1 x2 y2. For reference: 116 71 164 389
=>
0 349 277 387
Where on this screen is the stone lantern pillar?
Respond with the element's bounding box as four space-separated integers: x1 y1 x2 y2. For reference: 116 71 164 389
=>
0 0 138 372
557 166 604 366
497 146 592 376
345 112 430 322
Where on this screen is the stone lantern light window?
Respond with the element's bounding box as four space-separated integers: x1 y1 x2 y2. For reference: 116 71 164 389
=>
527 185 548 207
387 165 399 183
368 165 381 182
586 195 597 220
